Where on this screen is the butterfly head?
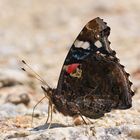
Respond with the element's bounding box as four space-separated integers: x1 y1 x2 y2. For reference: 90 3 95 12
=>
41 86 54 102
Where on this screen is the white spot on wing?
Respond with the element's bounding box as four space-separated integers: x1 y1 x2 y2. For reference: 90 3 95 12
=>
74 40 90 49
74 40 83 48
82 42 90 49
95 40 102 48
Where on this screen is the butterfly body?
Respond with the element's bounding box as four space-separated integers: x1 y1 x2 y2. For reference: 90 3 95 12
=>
44 17 134 121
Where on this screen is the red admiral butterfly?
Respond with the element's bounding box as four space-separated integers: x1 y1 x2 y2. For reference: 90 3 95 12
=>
22 17 134 126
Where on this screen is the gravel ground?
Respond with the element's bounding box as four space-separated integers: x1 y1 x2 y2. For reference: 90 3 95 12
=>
0 0 140 139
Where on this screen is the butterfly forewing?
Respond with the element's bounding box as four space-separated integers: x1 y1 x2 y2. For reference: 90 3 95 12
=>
52 17 134 119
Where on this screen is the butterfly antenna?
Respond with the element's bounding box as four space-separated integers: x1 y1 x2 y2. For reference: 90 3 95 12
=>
20 59 53 127
21 60 50 88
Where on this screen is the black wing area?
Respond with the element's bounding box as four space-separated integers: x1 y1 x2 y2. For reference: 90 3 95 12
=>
54 17 134 118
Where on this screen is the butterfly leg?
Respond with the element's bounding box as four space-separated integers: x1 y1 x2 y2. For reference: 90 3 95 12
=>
74 104 88 125
73 115 87 125
79 113 87 125
31 96 46 127
74 107 94 125
45 103 50 124
74 115 95 125
47 103 53 129
85 117 94 124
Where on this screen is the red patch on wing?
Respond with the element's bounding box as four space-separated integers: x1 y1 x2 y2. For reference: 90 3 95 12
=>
66 63 80 74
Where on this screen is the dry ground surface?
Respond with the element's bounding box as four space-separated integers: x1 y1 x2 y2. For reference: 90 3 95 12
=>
0 0 140 139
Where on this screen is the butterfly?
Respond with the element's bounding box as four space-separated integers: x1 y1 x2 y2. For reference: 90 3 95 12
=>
23 17 134 126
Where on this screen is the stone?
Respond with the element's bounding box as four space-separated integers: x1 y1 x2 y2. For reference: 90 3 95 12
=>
6 93 30 106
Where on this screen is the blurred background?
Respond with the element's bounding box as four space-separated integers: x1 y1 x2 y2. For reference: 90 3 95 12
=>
0 0 140 139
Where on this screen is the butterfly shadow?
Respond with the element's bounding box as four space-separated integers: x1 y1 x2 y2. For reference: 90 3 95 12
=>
31 123 69 131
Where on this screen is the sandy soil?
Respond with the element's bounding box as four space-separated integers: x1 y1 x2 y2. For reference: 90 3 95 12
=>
0 0 140 139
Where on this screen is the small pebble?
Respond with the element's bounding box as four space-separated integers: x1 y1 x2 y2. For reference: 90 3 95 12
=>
5 130 30 139
6 93 30 106
129 126 140 139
